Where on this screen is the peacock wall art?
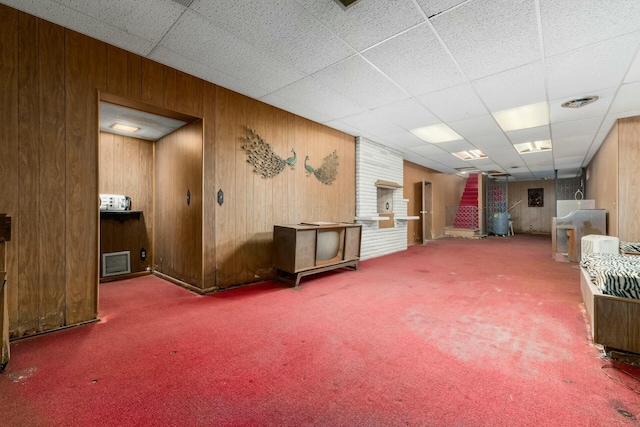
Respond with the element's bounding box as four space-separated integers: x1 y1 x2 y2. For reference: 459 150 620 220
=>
242 125 339 185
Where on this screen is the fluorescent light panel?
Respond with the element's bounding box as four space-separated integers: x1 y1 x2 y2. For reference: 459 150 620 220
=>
452 149 487 161
410 123 463 143
111 123 140 133
514 140 552 154
492 102 549 132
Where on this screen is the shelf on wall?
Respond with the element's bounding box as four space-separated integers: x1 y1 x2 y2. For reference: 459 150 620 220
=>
395 216 419 221
100 210 142 222
375 180 402 189
355 216 390 221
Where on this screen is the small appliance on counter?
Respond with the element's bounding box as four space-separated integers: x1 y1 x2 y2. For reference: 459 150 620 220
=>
99 194 131 211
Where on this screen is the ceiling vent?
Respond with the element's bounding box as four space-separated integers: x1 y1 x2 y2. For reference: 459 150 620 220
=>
333 0 362 9
561 96 598 108
171 0 194 7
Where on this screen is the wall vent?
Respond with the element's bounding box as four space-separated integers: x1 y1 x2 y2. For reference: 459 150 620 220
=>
333 0 362 9
102 251 131 277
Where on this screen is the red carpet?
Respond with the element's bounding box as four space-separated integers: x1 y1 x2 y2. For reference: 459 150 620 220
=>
2 235 639 426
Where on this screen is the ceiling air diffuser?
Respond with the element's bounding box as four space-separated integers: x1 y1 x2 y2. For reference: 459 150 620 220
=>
561 96 598 108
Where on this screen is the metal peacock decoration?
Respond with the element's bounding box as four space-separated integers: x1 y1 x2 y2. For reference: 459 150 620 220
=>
304 150 339 185
242 126 296 179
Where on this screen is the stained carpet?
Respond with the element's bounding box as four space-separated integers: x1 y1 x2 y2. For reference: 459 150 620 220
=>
2 234 639 426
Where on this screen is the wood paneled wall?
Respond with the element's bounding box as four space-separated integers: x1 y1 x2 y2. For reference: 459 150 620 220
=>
99 132 154 276
214 87 355 287
0 5 355 337
403 161 466 243
507 180 556 234
155 121 203 287
586 123 619 237
615 117 640 241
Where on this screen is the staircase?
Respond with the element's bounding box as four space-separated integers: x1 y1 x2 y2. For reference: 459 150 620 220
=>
453 173 479 229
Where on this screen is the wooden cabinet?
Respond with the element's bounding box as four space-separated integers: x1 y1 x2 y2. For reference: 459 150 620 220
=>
274 223 362 286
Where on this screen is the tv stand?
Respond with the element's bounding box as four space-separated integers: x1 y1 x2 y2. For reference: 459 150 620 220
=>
273 223 362 286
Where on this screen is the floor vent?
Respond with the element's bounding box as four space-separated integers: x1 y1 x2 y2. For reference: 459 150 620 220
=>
102 251 131 277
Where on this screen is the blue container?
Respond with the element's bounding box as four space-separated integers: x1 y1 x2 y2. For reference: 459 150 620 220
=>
493 212 509 236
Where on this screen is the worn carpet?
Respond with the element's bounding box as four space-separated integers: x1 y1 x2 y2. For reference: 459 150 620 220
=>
2 234 639 426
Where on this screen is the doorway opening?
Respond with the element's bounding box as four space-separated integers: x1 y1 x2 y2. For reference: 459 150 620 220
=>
97 93 202 308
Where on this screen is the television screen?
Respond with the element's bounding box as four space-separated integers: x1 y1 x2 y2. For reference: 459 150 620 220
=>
316 230 340 261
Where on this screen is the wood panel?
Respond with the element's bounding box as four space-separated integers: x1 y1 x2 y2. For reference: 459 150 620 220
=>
106 45 127 98
214 87 242 286
98 132 154 276
202 82 216 289
176 71 203 118
38 20 66 332
586 123 618 237
127 52 142 101
507 180 556 234
0 5 20 338
141 58 164 106
155 121 203 288
18 12 40 336
65 30 105 325
617 117 640 241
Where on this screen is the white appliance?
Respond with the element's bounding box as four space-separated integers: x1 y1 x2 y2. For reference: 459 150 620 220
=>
100 194 131 211
581 235 619 260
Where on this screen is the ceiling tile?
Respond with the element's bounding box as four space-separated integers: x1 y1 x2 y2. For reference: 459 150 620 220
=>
509 172 536 181
539 0 640 57
260 77 367 124
363 23 465 96
448 115 503 139
190 0 353 75
533 171 557 179
549 88 614 124
554 156 585 167
473 62 546 112
556 168 582 179
416 83 488 122
546 33 640 100
3 0 157 56
624 52 640 83
610 81 640 114
551 136 592 157
56 0 184 44
426 153 469 168
312 56 410 109
322 119 362 137
435 139 476 152
416 0 468 17
161 10 306 93
295 0 424 51
382 132 435 149
551 118 601 139
466 133 512 149
407 143 449 156
149 46 270 99
520 151 554 167
431 0 540 80
371 99 441 130
505 125 551 144
340 111 405 136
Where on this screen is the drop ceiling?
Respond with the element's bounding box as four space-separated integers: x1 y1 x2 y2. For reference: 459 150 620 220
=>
100 102 188 141
6 0 640 181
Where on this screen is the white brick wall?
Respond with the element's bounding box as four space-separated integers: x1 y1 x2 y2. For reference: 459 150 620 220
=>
356 137 408 260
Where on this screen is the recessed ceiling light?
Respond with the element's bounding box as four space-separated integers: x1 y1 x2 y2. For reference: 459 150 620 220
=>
111 123 140 133
410 124 463 144
492 102 549 132
514 140 552 154
561 96 598 108
452 149 487 161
